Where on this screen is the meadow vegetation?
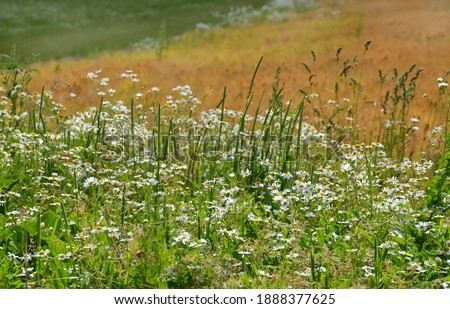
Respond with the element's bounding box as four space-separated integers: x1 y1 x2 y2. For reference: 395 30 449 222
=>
0 0 449 288
30 0 450 153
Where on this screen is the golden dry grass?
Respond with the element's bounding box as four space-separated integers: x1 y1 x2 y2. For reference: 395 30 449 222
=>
30 0 450 152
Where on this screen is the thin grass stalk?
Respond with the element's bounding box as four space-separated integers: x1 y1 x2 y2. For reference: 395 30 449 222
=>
121 183 126 226
248 93 264 170
216 87 227 152
234 56 263 174
284 97 305 173
310 246 316 288
261 89 284 163
295 99 305 171
130 98 135 159
157 101 161 160
85 97 103 149
163 117 173 160
94 97 104 148
38 87 46 134
37 208 42 249
279 98 292 173
60 202 71 241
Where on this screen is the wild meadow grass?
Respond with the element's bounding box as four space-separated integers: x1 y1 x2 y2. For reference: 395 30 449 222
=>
0 49 449 289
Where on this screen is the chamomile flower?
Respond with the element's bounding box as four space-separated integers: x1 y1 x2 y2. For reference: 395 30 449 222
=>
83 176 99 188
19 253 32 262
34 249 50 260
57 252 72 261
437 77 448 90
286 252 299 259
415 221 429 231
240 169 252 178
172 230 191 245
226 229 240 238
432 126 443 134
340 162 352 172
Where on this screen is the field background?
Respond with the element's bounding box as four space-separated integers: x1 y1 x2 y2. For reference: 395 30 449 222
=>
4 0 446 151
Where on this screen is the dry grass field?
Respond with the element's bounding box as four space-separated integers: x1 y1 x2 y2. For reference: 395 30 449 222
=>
29 0 450 155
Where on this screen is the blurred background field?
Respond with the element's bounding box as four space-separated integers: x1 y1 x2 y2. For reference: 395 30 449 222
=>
0 0 269 60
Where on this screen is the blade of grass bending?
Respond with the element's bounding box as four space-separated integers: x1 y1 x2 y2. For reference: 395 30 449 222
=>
85 97 103 148
295 96 306 170
234 56 263 173
278 97 291 172
249 92 264 169
262 88 284 163
216 87 227 152
283 97 305 173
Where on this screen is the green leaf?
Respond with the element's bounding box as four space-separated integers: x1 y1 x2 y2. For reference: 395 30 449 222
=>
0 177 22 193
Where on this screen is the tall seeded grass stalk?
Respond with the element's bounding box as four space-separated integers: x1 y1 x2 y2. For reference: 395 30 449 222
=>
305 43 423 161
0 48 34 123
381 65 423 159
247 90 263 172
234 56 263 174
282 96 306 175
376 68 389 144
351 41 371 142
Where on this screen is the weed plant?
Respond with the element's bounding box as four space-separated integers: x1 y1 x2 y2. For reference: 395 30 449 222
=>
0 50 449 288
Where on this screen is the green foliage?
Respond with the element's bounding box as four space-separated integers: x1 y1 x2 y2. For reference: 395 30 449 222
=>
427 134 450 213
